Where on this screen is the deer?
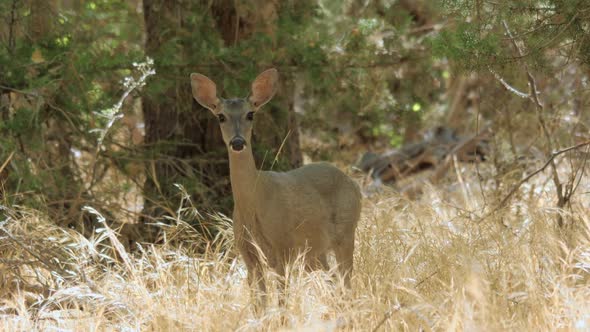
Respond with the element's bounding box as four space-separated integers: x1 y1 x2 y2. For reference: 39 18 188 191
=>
189 68 362 307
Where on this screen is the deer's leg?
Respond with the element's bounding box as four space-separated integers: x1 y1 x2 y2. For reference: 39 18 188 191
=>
241 246 267 311
273 256 288 308
318 253 330 270
305 252 330 271
235 224 267 311
334 234 355 288
252 265 267 310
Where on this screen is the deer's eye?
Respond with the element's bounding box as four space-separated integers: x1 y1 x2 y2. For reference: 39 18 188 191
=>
217 114 226 123
246 112 254 121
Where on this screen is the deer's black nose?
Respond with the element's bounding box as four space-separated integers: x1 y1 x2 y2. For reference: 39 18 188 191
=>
229 137 246 152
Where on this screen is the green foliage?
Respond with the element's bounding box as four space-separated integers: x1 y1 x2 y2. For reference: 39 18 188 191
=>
0 0 144 219
433 0 590 71
432 22 501 71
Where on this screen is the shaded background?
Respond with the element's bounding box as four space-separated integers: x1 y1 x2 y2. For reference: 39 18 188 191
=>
1 0 589 244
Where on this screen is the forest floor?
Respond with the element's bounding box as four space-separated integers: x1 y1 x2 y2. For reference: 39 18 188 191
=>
0 162 589 331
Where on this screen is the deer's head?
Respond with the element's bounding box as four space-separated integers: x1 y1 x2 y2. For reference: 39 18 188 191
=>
190 69 279 153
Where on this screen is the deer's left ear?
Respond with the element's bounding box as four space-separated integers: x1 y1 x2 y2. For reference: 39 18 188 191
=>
249 68 278 110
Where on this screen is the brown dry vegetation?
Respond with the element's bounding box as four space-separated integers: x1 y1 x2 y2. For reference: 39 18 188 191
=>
2 1 590 331
1 161 589 331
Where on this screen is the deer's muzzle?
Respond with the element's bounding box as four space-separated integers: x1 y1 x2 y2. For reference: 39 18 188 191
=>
229 136 246 152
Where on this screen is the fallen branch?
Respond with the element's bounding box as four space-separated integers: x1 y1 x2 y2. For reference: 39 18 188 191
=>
0 151 14 175
359 126 490 188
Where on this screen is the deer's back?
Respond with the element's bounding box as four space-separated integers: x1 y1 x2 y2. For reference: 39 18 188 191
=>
262 162 359 203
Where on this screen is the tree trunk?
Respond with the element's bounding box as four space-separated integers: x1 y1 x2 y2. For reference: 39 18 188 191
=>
141 1 227 226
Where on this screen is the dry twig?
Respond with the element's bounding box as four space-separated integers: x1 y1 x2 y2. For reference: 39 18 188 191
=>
481 140 590 221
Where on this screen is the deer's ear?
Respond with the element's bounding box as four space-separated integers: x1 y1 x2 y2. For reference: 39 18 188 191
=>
249 68 278 110
190 73 219 113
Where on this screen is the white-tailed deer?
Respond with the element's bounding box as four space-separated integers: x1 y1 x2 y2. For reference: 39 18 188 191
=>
190 69 361 306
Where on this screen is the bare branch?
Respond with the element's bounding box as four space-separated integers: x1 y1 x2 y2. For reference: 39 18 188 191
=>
482 140 590 220
498 19 568 225
7 0 18 53
0 85 40 96
88 58 155 190
526 72 543 109
489 68 530 98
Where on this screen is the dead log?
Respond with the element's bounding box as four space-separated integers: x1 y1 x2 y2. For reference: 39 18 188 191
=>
358 126 491 185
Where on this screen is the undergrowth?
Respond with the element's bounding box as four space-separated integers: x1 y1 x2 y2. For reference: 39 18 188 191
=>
0 164 589 331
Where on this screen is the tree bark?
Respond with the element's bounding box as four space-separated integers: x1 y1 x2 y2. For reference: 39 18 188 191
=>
141 0 227 225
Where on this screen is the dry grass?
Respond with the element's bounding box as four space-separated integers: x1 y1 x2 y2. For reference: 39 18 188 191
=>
1 164 589 331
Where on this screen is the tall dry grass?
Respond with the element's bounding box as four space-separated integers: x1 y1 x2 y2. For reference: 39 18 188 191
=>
0 163 589 331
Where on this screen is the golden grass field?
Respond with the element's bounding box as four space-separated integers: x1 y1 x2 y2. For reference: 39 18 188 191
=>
0 163 589 331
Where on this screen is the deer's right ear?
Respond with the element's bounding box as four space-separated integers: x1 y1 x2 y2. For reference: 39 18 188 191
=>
190 73 219 113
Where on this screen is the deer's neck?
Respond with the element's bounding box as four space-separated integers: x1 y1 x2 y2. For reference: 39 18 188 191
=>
228 147 260 213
